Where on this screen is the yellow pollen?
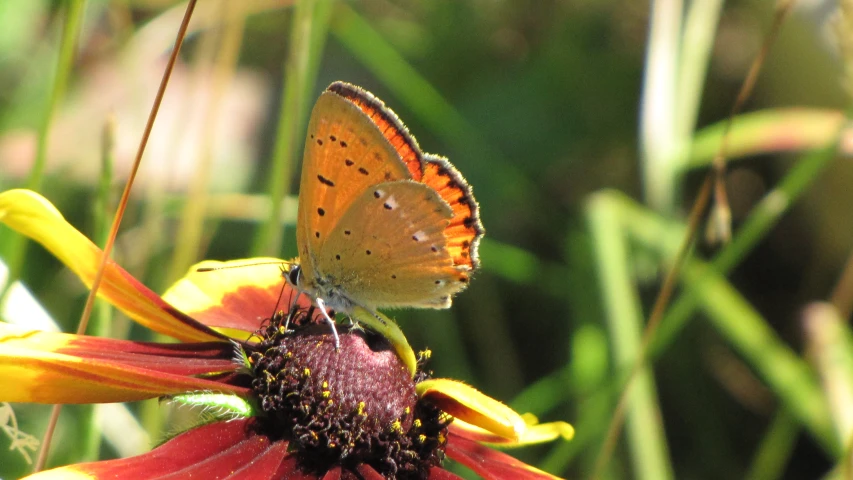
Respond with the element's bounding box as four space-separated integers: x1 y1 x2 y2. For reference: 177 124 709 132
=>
390 420 402 433
303 368 311 377
357 402 366 415
413 419 422 428
418 434 426 443
404 407 411 415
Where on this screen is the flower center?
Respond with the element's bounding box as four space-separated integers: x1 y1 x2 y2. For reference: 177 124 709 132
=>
248 313 448 478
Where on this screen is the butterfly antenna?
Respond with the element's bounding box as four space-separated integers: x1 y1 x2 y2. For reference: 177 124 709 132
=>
314 298 341 350
196 260 293 273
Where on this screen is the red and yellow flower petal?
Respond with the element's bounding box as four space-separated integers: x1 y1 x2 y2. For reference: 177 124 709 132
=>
417 378 527 442
0 190 222 342
23 419 293 480
445 430 563 480
449 416 574 446
163 258 313 334
0 323 248 403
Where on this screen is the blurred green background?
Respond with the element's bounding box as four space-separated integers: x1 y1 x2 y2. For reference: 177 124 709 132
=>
2 0 853 478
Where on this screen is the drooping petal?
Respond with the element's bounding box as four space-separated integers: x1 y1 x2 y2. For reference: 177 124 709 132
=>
23 419 300 480
449 417 574 446
0 189 221 342
445 430 563 480
417 378 527 441
0 323 248 403
162 258 313 334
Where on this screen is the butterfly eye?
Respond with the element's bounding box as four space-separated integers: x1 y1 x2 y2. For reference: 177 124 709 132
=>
286 265 302 287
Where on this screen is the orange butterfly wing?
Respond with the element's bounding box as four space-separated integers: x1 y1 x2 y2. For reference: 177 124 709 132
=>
295 82 484 312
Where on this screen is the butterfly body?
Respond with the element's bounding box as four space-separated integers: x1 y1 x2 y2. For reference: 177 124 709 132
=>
290 82 484 323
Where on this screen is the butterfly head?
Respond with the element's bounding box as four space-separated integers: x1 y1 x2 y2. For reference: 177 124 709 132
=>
282 262 303 290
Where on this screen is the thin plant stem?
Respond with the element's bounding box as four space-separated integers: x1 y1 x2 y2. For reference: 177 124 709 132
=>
33 0 198 471
651 136 842 356
706 0 796 245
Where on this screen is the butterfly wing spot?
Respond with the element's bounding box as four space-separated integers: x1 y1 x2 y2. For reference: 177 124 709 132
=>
358 167 369 175
317 208 326 217
329 135 337 141
382 196 398 210
345 159 354 166
344 230 351 236
317 174 335 187
430 246 438 252
373 190 382 199
366 250 372 255
391 274 397 279
315 231 320 238
317 139 324 146
340 140 348 148
335 255 341 260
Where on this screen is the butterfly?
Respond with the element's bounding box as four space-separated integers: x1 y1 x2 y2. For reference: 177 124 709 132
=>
285 82 484 346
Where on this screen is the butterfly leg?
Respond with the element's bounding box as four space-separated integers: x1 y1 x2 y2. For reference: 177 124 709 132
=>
314 297 341 350
282 289 303 332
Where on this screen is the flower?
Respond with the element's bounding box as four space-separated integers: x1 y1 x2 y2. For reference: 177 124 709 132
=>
0 189 573 479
